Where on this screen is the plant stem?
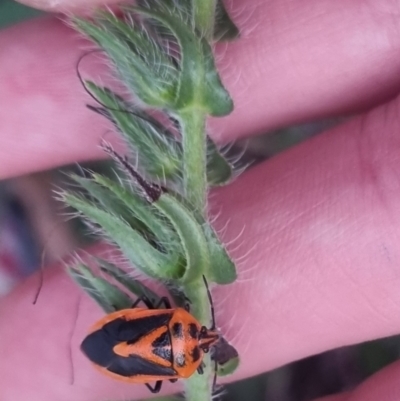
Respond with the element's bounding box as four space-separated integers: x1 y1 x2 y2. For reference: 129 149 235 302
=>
192 0 217 39
184 365 213 401
180 108 207 214
180 3 220 400
183 279 213 401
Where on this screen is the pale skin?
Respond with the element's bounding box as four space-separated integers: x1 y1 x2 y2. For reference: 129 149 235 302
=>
2 0 400 400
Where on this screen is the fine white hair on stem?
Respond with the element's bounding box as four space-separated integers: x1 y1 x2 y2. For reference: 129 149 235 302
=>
72 163 89 180
226 140 249 163
208 207 223 226
225 302 250 347
227 0 259 37
159 165 167 187
220 223 246 252
212 384 227 401
213 217 231 242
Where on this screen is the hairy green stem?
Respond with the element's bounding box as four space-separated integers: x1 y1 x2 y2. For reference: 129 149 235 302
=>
192 0 217 39
182 279 213 401
180 4 219 399
184 365 213 401
180 108 207 214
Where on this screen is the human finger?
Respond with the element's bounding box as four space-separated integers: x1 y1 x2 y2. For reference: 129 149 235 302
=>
3 0 400 177
313 360 400 401
3 90 400 399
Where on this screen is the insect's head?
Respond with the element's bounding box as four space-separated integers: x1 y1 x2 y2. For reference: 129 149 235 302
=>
197 275 219 352
198 326 219 353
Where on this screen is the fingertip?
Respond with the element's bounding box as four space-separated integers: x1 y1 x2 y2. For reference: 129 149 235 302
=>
0 248 157 401
0 16 112 179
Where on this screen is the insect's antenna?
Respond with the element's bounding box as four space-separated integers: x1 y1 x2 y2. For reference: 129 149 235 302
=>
33 225 56 305
76 49 105 105
33 263 44 305
68 294 81 385
212 358 218 392
76 50 154 125
32 218 74 305
202 275 216 330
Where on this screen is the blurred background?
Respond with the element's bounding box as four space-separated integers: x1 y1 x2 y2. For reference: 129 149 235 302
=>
1 3 400 400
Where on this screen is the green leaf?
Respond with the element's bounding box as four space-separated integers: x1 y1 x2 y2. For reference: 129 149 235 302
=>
69 174 150 237
91 173 182 256
153 192 210 283
96 258 163 305
136 6 233 116
157 188 236 284
212 336 240 376
86 81 231 187
217 355 240 376
200 38 234 116
206 137 233 186
72 16 179 108
85 81 182 180
111 163 214 284
63 192 184 280
68 264 132 312
138 0 239 42
204 224 236 284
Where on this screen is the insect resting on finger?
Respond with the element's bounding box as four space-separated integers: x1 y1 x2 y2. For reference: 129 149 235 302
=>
80 275 219 393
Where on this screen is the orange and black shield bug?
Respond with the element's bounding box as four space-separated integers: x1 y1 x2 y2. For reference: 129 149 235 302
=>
81 276 219 393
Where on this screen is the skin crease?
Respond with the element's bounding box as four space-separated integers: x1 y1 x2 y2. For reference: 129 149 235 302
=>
2 0 400 400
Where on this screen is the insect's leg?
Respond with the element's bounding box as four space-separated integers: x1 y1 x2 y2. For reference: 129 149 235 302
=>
130 298 142 308
184 296 191 312
202 275 216 330
169 378 178 383
197 362 205 375
154 296 172 309
131 296 155 309
212 359 218 392
132 296 172 310
145 381 162 393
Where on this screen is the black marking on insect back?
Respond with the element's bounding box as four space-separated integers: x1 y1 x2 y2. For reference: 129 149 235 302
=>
188 323 198 339
120 314 171 344
175 353 186 368
152 346 172 362
81 313 172 366
152 330 170 348
172 322 183 339
81 321 176 377
191 346 201 363
109 353 177 377
81 329 118 368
